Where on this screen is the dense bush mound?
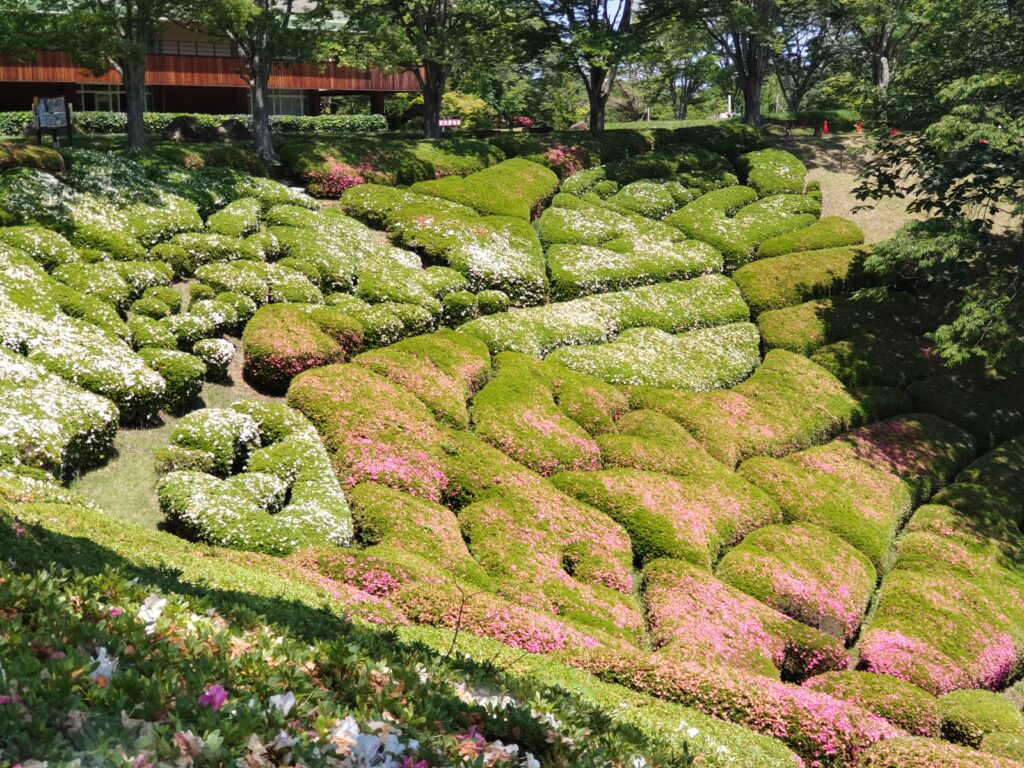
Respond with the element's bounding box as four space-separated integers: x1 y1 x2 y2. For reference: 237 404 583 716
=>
279 134 506 193
545 322 761 390
643 558 847 679
630 349 905 467
546 239 721 299
242 303 363 393
804 671 942 737
156 402 352 554
857 737 1024 767
560 142 738 196
758 216 865 259
939 689 1024 748
538 198 686 248
733 245 866 314
459 274 748 356
552 468 780 568
595 408 725 476
411 157 559 219
716 522 877 640
906 372 1024 450
738 148 808 196
353 329 491 429
0 347 118 478
740 414 975 566
858 434 1024 696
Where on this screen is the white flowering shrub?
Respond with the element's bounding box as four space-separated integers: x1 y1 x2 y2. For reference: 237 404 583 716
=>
0 347 118 478
156 402 352 554
0 225 80 269
192 337 235 380
459 275 749 356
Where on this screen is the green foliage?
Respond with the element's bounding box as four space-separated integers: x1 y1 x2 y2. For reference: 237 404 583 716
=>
802 671 941 737
733 246 866 314
939 689 1024 748
738 149 807 196
411 158 559 220
136 347 206 413
757 217 865 259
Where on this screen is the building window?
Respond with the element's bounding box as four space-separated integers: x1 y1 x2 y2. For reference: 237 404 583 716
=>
249 89 307 116
78 84 154 112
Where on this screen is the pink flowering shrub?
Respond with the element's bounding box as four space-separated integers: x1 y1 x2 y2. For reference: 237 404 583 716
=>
543 144 587 178
803 671 942 737
571 648 901 766
857 736 1023 767
642 558 847 681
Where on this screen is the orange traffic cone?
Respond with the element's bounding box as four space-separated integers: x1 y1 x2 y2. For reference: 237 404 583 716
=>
823 119 829 136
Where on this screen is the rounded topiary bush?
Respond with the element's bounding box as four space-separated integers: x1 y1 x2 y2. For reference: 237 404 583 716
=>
192 338 235 382
803 671 941 736
441 290 478 327
939 689 1024 747
857 736 1024 767
242 303 363 394
476 289 512 315
137 347 206 413
982 732 1024 761
131 296 172 319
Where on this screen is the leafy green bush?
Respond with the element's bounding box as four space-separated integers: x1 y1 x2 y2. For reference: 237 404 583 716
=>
757 216 865 259
192 337 235 381
460 275 749 356
206 196 262 238
733 246 866 314
738 149 807 196
939 689 1024 747
0 141 65 173
546 323 761 390
242 303 363 393
803 671 941 737
0 225 79 269
858 737 1023 767
411 158 559 219
137 347 206 412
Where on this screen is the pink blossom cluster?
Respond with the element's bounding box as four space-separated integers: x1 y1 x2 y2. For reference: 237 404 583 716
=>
304 160 372 197
543 145 585 177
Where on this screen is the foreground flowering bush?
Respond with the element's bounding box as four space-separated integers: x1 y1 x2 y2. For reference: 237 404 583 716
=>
0 563 689 767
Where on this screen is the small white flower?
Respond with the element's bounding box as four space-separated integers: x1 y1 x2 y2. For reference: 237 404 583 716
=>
686 727 699 739
268 691 296 717
137 594 167 633
524 753 540 768
89 647 118 682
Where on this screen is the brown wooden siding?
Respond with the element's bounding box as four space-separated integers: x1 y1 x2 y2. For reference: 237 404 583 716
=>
0 50 419 92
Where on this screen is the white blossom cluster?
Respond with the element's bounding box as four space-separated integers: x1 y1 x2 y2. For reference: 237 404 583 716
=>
0 346 118 477
156 403 352 554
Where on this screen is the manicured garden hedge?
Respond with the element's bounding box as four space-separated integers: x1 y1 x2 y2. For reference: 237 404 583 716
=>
803 671 942 737
630 348 906 468
242 303 363 393
857 737 1024 767
545 322 761 390
411 157 559 219
757 216 865 259
906 372 1024 450
732 246 866 314
459 274 749 356
738 148 807 196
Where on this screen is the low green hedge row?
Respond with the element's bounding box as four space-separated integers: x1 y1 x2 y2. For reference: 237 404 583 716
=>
547 240 721 300
630 348 907 468
757 216 865 259
803 671 941 737
0 141 64 172
459 274 749 357
733 245 866 314
411 157 559 220
546 322 762 390
737 148 807 197
560 143 737 197
0 111 386 137
857 737 1024 767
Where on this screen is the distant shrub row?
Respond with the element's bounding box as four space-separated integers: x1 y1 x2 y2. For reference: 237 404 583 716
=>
0 111 387 137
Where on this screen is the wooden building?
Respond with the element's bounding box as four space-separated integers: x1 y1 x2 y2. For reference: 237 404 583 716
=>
0 22 418 115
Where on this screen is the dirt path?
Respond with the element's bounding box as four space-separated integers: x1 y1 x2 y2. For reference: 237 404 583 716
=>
773 134 922 244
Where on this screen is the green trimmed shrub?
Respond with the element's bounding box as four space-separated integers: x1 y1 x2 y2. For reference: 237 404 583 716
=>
0 225 79 269
739 414 975 566
142 285 182 313
459 275 749 357
353 330 490 429
411 158 559 220
939 690 1024 747
803 671 941 737
157 403 352 554
906 373 1024 451
127 315 177 350
164 232 256 276
537 201 685 249
857 737 1024 767
476 289 511 315
554 469 780 568
0 347 118 479
192 337 235 381
546 240 722 300
738 149 807 196
605 180 695 219
51 262 132 310
733 246 866 314
471 352 601 475
440 290 478 326
546 323 762 391
114 260 174 299
642 558 847 681
206 196 262 238
242 303 363 394
137 347 206 412
325 293 407 347
51 283 127 339
596 409 725 477
716 522 877 640
757 216 865 259
130 295 172 319
629 349 901 468
982 733 1024 761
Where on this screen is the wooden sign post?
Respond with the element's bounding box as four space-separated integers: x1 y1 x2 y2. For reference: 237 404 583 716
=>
32 96 73 147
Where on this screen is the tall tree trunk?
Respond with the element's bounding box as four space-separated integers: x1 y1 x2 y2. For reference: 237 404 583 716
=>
421 59 444 139
120 55 147 152
679 89 690 119
249 48 275 163
870 26 894 93
740 73 763 126
786 90 803 113
587 66 608 131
